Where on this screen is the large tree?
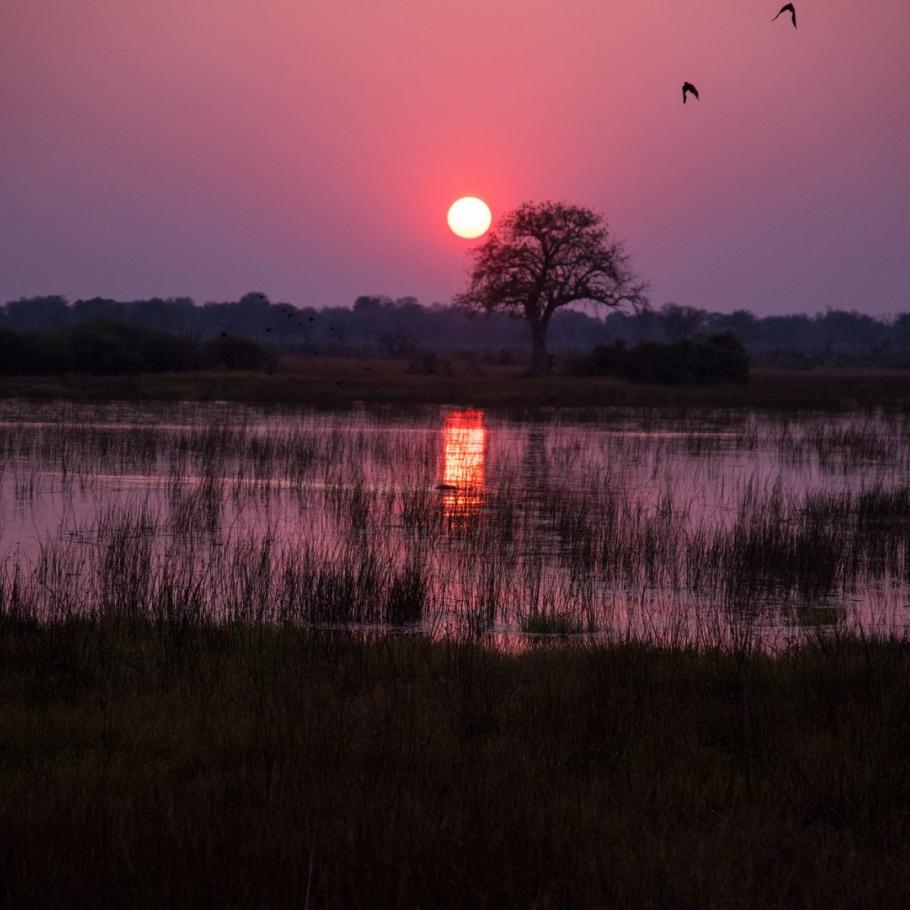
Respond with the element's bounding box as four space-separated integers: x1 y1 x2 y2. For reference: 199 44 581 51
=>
455 201 648 375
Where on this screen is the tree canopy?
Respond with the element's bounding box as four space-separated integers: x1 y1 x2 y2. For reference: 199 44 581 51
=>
455 201 648 374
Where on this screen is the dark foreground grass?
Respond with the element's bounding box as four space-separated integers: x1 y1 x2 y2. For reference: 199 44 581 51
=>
1 621 909 908
2 362 910 411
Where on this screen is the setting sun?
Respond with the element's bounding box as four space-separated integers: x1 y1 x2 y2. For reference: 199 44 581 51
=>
447 197 492 240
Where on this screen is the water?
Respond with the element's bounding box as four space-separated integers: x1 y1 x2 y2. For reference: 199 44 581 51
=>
2 399 909 647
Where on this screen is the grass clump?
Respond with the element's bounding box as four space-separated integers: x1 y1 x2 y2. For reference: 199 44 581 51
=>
520 608 584 636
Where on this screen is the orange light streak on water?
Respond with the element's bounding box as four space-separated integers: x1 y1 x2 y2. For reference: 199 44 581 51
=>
441 409 486 524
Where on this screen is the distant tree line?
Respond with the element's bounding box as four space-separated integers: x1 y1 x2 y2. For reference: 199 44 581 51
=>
3 293 910 368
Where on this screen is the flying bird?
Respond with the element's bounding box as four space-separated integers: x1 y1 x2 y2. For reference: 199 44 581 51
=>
682 82 699 104
772 3 797 28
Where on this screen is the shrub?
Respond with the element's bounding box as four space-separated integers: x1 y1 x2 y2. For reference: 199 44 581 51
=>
407 351 453 376
0 322 272 376
0 328 69 374
66 323 145 374
584 333 750 385
203 334 273 371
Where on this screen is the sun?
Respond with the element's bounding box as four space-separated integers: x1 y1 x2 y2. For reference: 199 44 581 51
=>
447 197 492 240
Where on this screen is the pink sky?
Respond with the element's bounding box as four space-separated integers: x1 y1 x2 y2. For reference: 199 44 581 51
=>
2 1 908 314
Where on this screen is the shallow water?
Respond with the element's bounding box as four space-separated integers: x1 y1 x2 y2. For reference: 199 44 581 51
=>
1 399 909 647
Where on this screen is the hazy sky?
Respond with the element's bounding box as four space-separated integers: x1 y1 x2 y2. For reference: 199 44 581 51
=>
3 1 909 314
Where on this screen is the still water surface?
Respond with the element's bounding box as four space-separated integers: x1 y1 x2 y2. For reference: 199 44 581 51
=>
1 400 909 647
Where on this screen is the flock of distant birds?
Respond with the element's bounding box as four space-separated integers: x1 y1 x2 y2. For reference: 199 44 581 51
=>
682 3 797 103
216 292 354 384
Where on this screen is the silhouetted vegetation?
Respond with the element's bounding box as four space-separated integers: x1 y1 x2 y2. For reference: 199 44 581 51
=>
4 364 910 412
454 201 648 375
204 333 273 372
0 321 272 376
1 618 908 908
581 332 751 385
4 293 910 369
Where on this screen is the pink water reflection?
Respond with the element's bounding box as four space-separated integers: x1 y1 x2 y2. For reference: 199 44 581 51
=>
2 401 910 649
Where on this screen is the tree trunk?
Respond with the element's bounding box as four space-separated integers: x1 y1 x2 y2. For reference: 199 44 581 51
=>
529 323 550 376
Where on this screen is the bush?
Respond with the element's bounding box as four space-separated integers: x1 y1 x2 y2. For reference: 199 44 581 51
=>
0 328 70 375
0 322 273 376
204 334 273 371
407 351 453 376
584 333 750 385
66 323 145 374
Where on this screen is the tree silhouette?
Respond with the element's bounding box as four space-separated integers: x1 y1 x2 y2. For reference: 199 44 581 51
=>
455 201 648 375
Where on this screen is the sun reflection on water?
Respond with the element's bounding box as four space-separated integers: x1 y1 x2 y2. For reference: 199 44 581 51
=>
441 409 487 524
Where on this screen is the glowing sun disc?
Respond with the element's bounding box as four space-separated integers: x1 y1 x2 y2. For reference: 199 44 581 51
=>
447 197 492 239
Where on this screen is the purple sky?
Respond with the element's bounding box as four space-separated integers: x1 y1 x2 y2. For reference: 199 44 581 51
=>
2 1 909 315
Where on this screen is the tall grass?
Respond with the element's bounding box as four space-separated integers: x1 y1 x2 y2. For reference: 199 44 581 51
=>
1 617 909 907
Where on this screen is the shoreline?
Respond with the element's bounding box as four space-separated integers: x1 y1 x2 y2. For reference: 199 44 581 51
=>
2 362 910 411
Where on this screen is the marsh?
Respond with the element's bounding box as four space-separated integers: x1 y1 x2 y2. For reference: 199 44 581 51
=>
3 399 909 648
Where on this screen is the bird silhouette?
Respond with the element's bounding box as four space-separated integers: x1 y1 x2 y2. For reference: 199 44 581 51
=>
682 81 699 104
772 3 797 28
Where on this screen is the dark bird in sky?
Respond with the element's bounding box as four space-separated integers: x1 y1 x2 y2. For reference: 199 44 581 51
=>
265 327 272 333
334 380 344 387
308 316 315 322
220 331 227 337
772 3 797 28
682 81 699 104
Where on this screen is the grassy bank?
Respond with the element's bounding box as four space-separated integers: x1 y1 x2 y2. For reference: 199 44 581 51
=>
2 361 910 411
1 620 909 908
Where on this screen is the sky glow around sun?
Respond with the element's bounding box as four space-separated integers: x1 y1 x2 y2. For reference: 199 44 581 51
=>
2 1 908 313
